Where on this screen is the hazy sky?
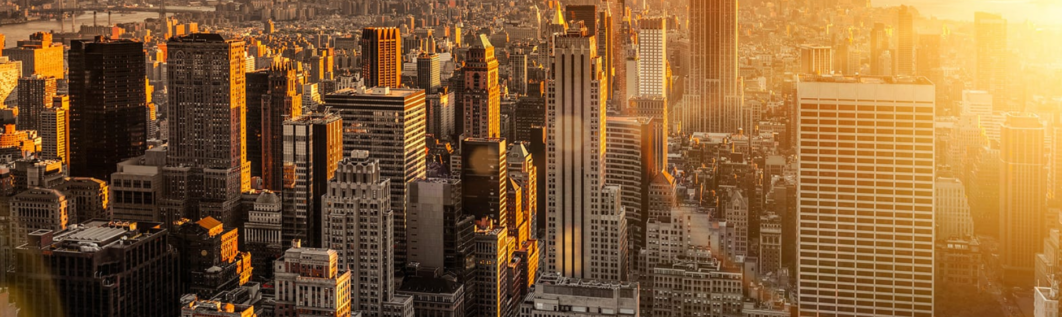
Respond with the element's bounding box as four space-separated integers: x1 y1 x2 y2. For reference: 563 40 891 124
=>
873 0 1062 25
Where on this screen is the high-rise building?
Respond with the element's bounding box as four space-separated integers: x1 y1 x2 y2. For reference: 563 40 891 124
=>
975 12 1007 110
605 116 659 267
896 6 915 76
546 23 627 281
629 96 668 171
457 35 500 139
39 95 68 163
461 138 508 223
163 33 247 226
245 70 270 181
68 37 147 182
510 52 528 95
936 177 974 240
0 57 20 106
244 190 283 279
798 45 833 75
9 188 70 246
171 217 253 298
508 143 538 237
2 32 63 79
282 111 342 247
273 245 352 317
11 221 180 317
54 177 109 224
323 87 427 267
407 178 473 271
109 149 165 223
322 151 411 317
361 27 403 89
15 75 55 132
636 17 666 98
475 223 510 317
869 23 891 76
688 0 739 133
999 113 1046 287
796 76 935 317
261 60 304 192
418 51 442 94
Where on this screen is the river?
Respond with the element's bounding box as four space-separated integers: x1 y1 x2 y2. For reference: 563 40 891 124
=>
0 6 212 47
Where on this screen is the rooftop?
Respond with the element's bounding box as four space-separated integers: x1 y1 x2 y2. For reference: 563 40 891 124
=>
798 74 933 85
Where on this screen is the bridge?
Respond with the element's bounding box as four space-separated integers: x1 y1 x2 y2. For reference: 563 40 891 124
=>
28 5 213 14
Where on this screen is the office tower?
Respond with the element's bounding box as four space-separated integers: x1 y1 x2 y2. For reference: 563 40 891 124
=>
475 223 510 317
513 90 546 143
68 37 147 182
9 188 70 246
759 214 783 274
936 177 973 240
244 190 282 279
322 151 409 317
172 217 253 298
0 57 20 105
605 116 658 267
2 32 63 79
282 112 342 247
15 75 55 131
163 34 247 226
509 144 538 236
629 96 668 171
724 188 749 257
798 45 833 75
323 87 426 267
649 261 743 317
975 12 1007 110
896 6 914 76
510 52 528 95
262 61 304 192
598 8 614 106
407 178 474 271
11 221 179 317
520 273 639 317
457 35 500 139
688 0 738 133
869 23 890 76
461 138 508 222
39 95 68 163
418 50 442 94
245 70 270 181
396 275 467 317
796 76 935 317
54 177 108 223
636 17 666 98
427 90 455 139
1000 113 1046 287
0 123 39 159
646 171 676 220
547 24 627 281
273 245 353 317
361 27 403 89
109 150 165 223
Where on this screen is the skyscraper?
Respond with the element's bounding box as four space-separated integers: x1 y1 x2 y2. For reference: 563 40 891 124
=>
798 45 833 75
282 111 342 247
323 87 427 267
39 96 68 163
975 12 1007 111
546 23 627 281
796 76 935 317
605 116 659 268
688 0 739 133
322 151 404 317
461 138 508 223
896 6 915 76
261 60 304 192
2 32 63 79
870 23 890 76
163 33 247 226
68 37 147 181
361 27 402 89
15 75 55 132
171 216 253 298
636 17 666 98
457 35 500 139
999 113 1046 287
417 50 442 94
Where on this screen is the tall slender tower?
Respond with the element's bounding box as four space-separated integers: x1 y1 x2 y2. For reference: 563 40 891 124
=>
999 113 1045 287
261 60 304 191
283 112 342 247
896 6 914 76
457 35 500 139
688 0 738 133
163 33 247 226
796 76 935 317
636 17 666 98
67 37 147 181
975 12 1007 111
360 27 402 89
547 23 626 281
16 75 56 132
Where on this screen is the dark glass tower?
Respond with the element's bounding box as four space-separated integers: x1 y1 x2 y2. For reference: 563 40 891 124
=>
68 37 147 181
